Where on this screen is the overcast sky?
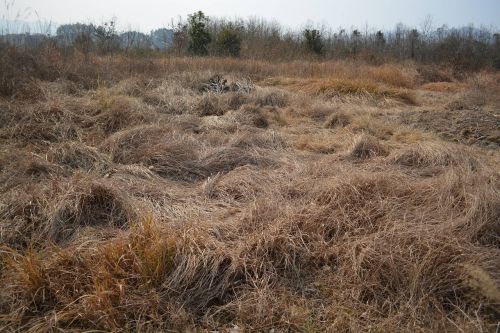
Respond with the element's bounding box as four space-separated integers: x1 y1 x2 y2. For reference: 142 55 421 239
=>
3 0 500 32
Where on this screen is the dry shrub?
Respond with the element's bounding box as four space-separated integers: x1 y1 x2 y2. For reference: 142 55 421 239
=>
47 141 113 172
50 175 135 244
324 111 351 128
349 134 389 159
0 45 55 99
2 165 500 331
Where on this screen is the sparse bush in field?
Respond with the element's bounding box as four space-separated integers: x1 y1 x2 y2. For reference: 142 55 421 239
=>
0 45 46 98
93 20 120 54
188 11 211 56
74 32 94 55
173 22 189 55
493 55 500 70
303 29 324 55
216 26 241 57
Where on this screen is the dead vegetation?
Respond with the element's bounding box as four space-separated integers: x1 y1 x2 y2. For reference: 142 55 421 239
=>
349 134 389 159
0 54 499 332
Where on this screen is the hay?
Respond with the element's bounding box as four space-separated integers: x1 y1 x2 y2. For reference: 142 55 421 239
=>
203 165 272 202
50 175 135 243
324 111 351 128
200 146 278 176
47 141 112 172
102 125 204 181
349 134 389 159
390 142 479 169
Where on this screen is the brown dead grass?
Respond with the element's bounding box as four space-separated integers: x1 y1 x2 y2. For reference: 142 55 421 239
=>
0 52 499 332
271 77 418 105
49 174 135 244
420 82 468 92
349 134 389 159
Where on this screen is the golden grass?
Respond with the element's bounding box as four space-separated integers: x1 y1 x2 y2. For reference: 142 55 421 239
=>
420 82 469 92
266 77 418 105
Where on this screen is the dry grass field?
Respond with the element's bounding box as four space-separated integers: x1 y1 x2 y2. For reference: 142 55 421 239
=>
0 51 499 332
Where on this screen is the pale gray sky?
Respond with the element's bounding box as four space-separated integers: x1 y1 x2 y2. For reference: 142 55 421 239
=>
3 0 500 32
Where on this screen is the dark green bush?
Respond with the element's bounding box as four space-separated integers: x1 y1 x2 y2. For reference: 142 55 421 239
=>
188 11 211 56
216 27 241 57
303 29 324 55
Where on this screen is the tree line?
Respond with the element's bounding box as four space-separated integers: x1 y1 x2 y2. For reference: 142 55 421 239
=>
2 10 499 70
